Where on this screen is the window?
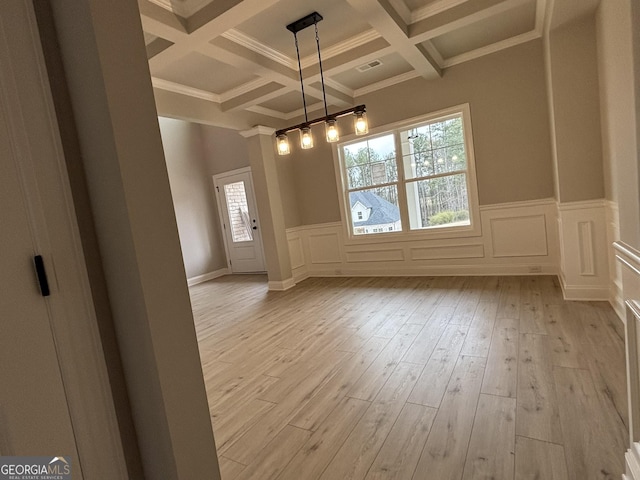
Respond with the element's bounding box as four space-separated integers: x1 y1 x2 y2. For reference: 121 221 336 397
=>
337 104 478 238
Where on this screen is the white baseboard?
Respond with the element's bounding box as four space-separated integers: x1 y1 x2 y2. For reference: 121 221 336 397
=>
268 278 296 291
187 268 229 286
625 443 640 480
560 283 610 301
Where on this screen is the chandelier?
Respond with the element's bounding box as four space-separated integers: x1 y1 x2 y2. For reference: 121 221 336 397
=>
275 12 369 155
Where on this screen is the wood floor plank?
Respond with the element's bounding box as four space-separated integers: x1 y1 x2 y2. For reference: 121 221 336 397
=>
213 398 276 454
289 336 388 431
481 318 519 398
585 344 629 430
497 276 521 319
413 355 486 480
347 323 422 401
218 456 246 480
462 394 516 480
364 403 437 480
278 397 370 480
520 277 547 334
408 324 468 407
402 307 453 364
516 333 562 444
234 425 311 480
514 436 569 480
554 367 626 480
319 362 422 480
461 301 498 357
544 304 588 368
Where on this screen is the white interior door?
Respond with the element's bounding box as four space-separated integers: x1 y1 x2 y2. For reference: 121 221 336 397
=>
213 168 266 273
0 62 79 464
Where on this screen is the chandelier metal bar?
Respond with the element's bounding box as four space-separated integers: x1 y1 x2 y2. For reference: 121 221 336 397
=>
275 105 366 137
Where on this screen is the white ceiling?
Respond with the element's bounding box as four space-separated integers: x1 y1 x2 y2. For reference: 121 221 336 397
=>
140 0 596 123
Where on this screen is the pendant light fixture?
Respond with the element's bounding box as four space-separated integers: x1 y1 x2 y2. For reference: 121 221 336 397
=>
275 12 368 155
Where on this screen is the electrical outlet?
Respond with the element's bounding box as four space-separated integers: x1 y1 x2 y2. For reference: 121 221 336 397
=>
529 265 542 273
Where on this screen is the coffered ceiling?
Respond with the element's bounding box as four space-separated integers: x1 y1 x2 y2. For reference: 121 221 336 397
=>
140 0 560 125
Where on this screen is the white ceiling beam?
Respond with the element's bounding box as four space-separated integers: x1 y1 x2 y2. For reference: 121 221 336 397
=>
345 0 442 79
200 39 352 109
143 0 281 72
151 77 221 102
442 29 541 68
409 0 530 43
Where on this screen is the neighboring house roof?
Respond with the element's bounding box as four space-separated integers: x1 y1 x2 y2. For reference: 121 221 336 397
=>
350 190 400 226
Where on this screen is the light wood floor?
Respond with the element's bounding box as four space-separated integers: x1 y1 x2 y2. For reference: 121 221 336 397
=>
190 275 628 480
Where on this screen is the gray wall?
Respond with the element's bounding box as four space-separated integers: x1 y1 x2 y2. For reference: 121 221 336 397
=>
550 14 605 203
160 117 228 278
597 0 639 245
285 39 555 226
160 119 259 277
200 123 251 175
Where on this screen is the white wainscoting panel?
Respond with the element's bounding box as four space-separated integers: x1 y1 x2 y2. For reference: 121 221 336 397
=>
288 235 305 270
557 200 609 300
345 248 405 263
410 243 484 260
286 199 560 280
489 214 548 257
308 232 342 264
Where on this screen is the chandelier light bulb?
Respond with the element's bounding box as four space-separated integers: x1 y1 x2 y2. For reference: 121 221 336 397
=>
276 134 290 155
354 110 368 135
300 126 314 149
325 119 339 142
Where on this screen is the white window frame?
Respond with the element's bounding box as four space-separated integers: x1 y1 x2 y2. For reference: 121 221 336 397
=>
332 103 481 244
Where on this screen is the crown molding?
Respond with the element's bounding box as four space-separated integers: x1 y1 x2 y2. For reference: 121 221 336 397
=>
442 29 540 68
323 78 355 98
245 105 288 120
151 77 220 102
221 27 382 72
240 125 276 137
300 29 382 69
219 77 276 103
222 29 295 69
535 0 548 31
411 0 472 23
420 40 444 68
354 70 421 97
147 0 210 19
387 0 412 24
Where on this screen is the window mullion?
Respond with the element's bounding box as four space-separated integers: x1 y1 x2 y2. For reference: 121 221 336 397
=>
394 129 410 233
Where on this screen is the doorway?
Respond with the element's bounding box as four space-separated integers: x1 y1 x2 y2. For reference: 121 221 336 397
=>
213 167 266 273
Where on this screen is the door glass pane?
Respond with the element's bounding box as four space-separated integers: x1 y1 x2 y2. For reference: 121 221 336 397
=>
224 181 253 242
349 186 401 235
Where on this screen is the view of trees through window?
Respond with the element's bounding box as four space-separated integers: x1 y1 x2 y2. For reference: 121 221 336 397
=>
340 110 472 236
401 114 470 230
